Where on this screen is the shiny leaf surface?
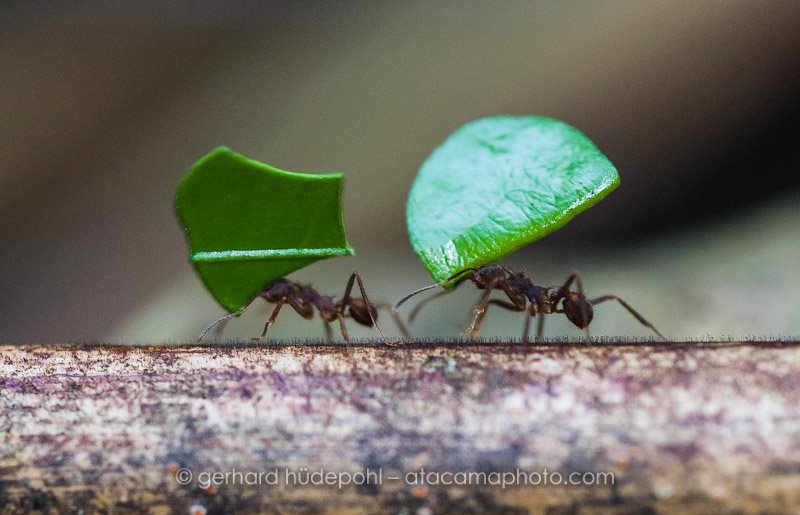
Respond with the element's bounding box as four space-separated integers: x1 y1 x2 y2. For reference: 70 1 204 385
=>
407 116 619 284
176 148 353 312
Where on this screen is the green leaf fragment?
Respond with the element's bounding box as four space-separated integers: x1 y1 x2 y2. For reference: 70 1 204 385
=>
176 147 353 312
407 116 620 284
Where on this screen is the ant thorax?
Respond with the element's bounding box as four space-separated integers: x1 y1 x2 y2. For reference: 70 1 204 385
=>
298 284 330 311
505 272 550 309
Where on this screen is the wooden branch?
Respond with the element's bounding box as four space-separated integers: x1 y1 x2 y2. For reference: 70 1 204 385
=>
2 342 800 513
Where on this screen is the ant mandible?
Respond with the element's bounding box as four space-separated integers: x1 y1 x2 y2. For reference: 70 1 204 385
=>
198 272 408 344
393 265 666 342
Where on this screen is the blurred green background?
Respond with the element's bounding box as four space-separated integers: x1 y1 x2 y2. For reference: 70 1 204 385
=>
2 1 799 343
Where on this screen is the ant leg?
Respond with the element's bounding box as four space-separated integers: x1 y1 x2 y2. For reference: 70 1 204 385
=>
484 297 530 343
523 305 542 344
487 299 521 310
467 278 501 340
323 321 333 343
523 310 532 344
257 298 286 341
492 284 529 343
197 298 256 342
287 298 315 319
333 312 360 375
467 278 527 339
535 312 546 341
336 312 352 344
480 298 532 343
590 295 667 341
340 272 396 344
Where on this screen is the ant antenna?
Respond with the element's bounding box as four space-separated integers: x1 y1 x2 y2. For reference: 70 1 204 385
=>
392 283 440 312
197 298 257 342
392 267 478 312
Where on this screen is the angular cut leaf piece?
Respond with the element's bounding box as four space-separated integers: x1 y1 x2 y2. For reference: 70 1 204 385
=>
176 147 353 312
407 116 619 284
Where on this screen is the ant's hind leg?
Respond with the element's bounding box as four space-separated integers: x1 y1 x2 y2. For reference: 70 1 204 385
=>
323 321 333 343
341 272 396 344
590 295 667 341
555 271 592 344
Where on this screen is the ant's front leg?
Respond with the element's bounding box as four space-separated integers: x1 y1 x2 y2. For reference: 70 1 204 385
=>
256 298 286 341
257 296 313 342
467 279 527 340
467 278 501 339
590 295 667 341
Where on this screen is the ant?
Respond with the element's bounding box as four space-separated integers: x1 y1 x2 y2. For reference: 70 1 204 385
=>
198 272 409 344
393 265 666 342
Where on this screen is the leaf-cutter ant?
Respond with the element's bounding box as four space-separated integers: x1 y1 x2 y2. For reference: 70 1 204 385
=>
393 265 666 342
198 272 409 344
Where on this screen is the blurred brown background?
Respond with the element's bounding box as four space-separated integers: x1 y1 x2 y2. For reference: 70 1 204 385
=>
2 1 799 343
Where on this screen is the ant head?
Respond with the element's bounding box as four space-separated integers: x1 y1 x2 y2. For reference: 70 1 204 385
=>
260 279 294 301
348 298 377 327
470 265 505 289
562 292 593 329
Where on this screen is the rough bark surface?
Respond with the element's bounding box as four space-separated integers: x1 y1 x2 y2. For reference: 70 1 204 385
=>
2 342 799 514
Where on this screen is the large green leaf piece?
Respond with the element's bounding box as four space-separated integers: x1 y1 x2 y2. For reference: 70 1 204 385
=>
407 116 620 284
176 147 353 312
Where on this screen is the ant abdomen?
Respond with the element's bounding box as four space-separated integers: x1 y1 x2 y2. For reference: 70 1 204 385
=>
562 292 594 329
348 298 378 327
